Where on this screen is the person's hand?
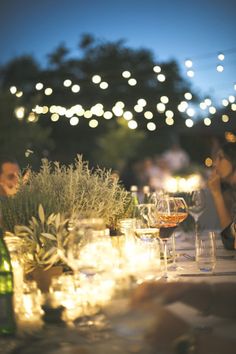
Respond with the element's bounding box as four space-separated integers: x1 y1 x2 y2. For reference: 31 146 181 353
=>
208 169 221 196
145 306 191 354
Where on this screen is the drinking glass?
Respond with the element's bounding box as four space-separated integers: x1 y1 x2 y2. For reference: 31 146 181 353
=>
134 204 161 280
187 189 205 236
58 218 110 277
156 197 178 279
169 197 188 270
196 231 216 273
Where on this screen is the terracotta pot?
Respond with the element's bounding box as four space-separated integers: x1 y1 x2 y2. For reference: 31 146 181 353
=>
28 266 63 293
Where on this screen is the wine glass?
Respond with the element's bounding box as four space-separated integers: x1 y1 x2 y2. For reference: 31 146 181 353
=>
57 226 85 279
187 190 205 237
169 197 188 270
134 204 161 280
156 197 179 279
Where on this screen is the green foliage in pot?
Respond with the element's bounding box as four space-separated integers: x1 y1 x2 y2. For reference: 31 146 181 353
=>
1 156 133 271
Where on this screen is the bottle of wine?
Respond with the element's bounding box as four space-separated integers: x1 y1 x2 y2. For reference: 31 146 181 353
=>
130 185 139 218
142 185 150 204
0 228 16 336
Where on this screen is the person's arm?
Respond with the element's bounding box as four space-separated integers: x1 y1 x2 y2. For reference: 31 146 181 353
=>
208 170 232 229
131 281 236 318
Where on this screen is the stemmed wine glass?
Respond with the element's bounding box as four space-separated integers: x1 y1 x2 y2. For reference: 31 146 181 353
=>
187 190 205 237
156 197 179 279
169 197 188 270
134 204 161 280
134 203 159 240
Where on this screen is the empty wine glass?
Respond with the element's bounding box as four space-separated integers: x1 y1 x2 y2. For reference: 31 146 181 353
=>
187 189 205 237
169 197 188 270
134 204 161 280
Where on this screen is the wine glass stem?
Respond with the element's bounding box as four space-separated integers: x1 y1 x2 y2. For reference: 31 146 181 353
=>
195 218 199 237
171 233 176 266
163 239 168 278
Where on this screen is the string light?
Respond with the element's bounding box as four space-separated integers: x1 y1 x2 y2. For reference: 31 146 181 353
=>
137 98 147 107
209 106 216 114
165 110 174 118
123 111 133 120
185 59 193 68
8 46 236 131
99 82 109 89
51 113 60 122
184 92 192 100
122 71 131 78
222 114 229 122
216 64 224 72
71 84 80 93
128 78 137 86
147 122 156 131
134 104 143 113
103 111 113 119
128 120 138 129
185 119 194 127
156 102 166 113
92 75 101 84
165 117 174 126
10 86 17 94
44 88 53 95
157 74 166 82
160 96 169 104
186 108 195 117
70 116 79 126
205 157 213 167
63 79 72 87
15 107 25 119
35 83 44 90
89 119 99 128
222 99 229 107
218 53 225 61
204 117 211 126
187 70 194 77
153 65 161 73
144 111 153 119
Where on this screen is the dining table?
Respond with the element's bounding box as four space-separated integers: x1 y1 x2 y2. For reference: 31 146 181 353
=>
1 230 235 354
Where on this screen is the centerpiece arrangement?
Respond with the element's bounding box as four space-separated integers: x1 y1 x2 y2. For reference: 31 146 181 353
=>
0 156 132 277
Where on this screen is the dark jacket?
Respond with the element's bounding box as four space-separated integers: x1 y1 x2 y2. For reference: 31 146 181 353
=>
221 222 236 250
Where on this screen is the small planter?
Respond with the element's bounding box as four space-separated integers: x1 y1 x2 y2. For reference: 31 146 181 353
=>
28 266 63 293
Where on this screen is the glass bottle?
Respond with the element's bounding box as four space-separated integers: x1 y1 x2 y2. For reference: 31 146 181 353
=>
142 185 150 204
130 185 139 217
0 228 16 335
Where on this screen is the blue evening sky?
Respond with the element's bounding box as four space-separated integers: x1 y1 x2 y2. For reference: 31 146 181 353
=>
0 0 235 105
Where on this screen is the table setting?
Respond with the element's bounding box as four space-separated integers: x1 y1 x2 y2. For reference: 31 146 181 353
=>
0 158 236 354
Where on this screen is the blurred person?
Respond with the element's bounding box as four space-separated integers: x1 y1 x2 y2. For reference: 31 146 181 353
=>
131 281 236 354
149 155 171 191
208 142 236 249
0 158 20 197
162 142 190 173
141 157 159 186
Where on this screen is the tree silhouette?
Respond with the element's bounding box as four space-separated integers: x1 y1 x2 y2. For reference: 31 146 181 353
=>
0 34 201 169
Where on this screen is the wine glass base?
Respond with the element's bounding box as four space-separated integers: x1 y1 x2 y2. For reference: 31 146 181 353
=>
168 263 185 272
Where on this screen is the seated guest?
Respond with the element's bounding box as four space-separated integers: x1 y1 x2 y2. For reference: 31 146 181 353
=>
208 142 236 249
221 220 236 250
0 157 21 197
131 281 236 354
